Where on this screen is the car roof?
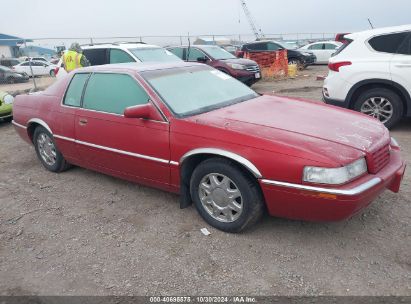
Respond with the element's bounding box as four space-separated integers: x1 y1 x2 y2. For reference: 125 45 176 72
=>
75 61 204 74
81 43 162 50
346 24 411 40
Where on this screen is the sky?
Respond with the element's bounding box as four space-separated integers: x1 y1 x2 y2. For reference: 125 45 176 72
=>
1 0 410 45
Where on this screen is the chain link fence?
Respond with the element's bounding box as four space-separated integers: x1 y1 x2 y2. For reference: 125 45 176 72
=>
0 32 336 94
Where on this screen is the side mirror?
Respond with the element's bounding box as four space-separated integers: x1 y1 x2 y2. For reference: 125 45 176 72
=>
197 57 208 63
124 104 152 119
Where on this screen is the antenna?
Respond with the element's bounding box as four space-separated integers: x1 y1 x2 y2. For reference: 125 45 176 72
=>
368 18 374 29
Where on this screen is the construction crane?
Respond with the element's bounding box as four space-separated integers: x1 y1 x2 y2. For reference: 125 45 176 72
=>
239 0 264 40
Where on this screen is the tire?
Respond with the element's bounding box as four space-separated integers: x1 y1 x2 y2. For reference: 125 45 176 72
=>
7 77 15 84
33 126 71 172
3 117 12 123
190 158 264 233
49 70 55 77
353 88 403 129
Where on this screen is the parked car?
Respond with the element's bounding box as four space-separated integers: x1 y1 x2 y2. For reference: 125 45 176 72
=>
236 40 317 70
55 42 182 79
0 65 29 84
12 62 405 233
25 57 49 63
323 24 411 128
167 45 261 85
299 41 342 64
0 58 21 68
14 61 57 77
0 91 14 122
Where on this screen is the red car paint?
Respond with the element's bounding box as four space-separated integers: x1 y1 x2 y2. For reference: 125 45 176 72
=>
12 63 406 222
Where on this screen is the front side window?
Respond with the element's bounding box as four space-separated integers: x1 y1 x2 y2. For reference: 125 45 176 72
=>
186 48 207 61
199 46 236 60
143 66 258 117
267 43 282 51
63 73 90 107
83 73 149 115
129 47 181 62
369 32 409 54
324 43 338 50
109 49 135 64
308 43 323 50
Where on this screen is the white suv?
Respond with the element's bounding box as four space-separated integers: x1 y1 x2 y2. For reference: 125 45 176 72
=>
323 25 411 128
55 42 182 79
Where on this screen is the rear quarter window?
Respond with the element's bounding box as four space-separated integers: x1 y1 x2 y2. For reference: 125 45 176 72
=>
83 48 108 65
63 73 90 107
368 32 409 54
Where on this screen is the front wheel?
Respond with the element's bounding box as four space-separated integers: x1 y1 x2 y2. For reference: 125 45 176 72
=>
288 58 305 70
190 158 264 233
33 126 71 172
353 88 403 129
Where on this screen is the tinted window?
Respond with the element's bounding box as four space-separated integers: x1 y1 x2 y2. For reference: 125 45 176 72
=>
63 73 90 107
397 34 411 55
267 42 282 51
168 47 185 59
83 73 149 115
21 62 30 66
369 32 408 54
245 43 267 51
109 49 135 64
309 44 323 50
187 48 206 61
82 48 108 65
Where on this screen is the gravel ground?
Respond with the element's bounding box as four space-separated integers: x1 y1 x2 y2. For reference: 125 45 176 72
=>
0 66 410 296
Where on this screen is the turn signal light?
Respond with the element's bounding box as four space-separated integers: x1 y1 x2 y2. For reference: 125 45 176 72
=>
328 61 352 72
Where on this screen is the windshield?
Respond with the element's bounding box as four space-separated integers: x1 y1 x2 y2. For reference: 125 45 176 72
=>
143 66 258 117
200 46 236 60
129 48 182 62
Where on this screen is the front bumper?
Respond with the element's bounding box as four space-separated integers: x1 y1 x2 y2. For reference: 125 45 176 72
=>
231 69 261 85
260 150 406 221
0 104 12 119
303 55 317 65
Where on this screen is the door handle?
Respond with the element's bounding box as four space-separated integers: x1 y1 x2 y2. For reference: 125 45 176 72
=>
79 118 88 126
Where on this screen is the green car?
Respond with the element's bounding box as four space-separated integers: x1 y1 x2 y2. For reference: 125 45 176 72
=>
0 91 14 122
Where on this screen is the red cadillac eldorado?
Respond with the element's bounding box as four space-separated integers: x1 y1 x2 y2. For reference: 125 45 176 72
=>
12 62 406 232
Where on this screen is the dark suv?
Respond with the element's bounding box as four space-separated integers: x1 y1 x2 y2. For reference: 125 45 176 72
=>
236 40 317 69
167 45 261 86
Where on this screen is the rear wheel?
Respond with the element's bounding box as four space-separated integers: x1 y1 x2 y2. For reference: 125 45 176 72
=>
353 88 403 129
33 126 71 172
190 158 264 233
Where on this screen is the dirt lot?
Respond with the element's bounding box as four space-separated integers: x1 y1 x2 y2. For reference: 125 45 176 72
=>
0 66 410 296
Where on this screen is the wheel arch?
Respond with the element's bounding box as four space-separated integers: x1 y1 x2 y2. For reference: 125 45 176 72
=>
346 79 410 116
27 118 52 142
178 148 263 209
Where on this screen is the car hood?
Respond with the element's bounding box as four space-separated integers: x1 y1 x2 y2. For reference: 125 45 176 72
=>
220 58 258 66
187 95 389 165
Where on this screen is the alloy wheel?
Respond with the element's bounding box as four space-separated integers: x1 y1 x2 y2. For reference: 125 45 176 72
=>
198 173 243 223
37 133 57 166
360 97 393 124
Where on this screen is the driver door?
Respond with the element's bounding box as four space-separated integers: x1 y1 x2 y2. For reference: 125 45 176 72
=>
74 72 170 185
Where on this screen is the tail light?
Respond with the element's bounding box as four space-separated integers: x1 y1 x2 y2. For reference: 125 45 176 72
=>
54 67 59 75
328 61 352 72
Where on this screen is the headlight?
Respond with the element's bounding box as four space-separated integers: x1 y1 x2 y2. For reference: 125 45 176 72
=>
226 63 246 70
3 94 14 105
303 158 367 185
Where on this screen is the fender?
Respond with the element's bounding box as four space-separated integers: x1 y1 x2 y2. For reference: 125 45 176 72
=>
180 148 262 178
345 79 411 116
